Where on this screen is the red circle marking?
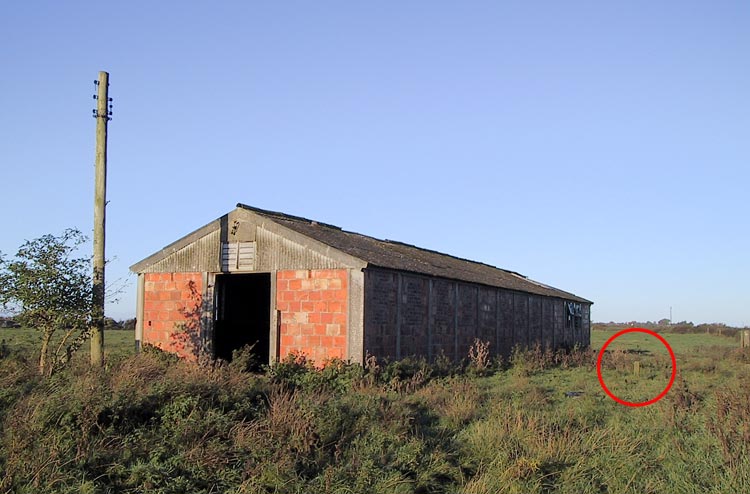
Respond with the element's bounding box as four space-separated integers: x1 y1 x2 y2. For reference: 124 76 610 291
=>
596 328 677 407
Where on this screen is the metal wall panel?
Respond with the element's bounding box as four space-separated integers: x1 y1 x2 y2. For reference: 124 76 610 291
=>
140 229 221 273
256 227 347 271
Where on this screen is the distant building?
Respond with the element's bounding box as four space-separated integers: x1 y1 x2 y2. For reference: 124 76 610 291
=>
130 204 592 364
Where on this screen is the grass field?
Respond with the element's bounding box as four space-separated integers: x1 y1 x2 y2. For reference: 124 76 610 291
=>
591 327 737 355
0 327 135 360
591 328 738 404
0 328 748 493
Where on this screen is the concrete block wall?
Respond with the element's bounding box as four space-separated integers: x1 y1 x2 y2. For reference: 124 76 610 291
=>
456 284 478 357
399 275 429 357
142 272 203 356
362 270 399 358
364 268 590 361
431 279 456 359
276 269 348 363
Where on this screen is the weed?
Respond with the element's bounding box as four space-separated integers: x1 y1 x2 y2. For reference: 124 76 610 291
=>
229 343 259 373
467 339 492 377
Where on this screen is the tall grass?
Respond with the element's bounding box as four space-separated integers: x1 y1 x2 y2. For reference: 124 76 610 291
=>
0 332 748 493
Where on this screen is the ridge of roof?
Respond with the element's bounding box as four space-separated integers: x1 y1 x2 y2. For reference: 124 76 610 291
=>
237 203 342 230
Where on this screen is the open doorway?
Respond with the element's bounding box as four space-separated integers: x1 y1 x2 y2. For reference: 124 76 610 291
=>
213 273 271 366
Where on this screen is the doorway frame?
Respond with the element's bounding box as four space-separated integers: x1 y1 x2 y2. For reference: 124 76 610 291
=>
209 270 278 365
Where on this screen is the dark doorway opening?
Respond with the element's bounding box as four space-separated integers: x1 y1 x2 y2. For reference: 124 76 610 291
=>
214 273 271 366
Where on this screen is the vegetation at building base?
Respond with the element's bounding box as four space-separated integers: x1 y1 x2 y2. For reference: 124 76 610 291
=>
0 332 749 493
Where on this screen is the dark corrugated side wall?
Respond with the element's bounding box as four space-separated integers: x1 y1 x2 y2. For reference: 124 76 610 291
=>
363 268 590 361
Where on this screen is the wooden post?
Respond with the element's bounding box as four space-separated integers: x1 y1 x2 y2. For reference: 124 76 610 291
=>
741 330 750 349
633 360 640 377
90 71 109 367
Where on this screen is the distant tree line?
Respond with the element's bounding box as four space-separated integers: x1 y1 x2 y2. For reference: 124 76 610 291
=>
0 315 135 331
593 320 748 337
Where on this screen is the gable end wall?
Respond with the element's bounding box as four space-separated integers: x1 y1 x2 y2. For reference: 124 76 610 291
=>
142 272 204 357
276 269 349 363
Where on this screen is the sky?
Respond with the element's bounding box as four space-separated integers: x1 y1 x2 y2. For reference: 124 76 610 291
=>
1 1 748 326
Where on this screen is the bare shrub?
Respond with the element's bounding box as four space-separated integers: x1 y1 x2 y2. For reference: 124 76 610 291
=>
557 345 597 369
468 338 492 376
507 343 596 378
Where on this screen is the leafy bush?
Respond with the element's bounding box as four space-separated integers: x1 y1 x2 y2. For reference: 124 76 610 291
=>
0 229 93 375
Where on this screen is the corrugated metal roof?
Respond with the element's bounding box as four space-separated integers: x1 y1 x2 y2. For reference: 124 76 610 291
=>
237 204 592 304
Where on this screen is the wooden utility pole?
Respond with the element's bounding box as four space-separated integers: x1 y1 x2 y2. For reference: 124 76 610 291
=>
91 71 111 366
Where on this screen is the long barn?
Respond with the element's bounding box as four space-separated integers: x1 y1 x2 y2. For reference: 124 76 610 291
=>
130 204 592 364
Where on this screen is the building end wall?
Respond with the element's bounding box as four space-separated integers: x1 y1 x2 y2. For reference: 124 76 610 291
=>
142 272 204 358
276 269 349 364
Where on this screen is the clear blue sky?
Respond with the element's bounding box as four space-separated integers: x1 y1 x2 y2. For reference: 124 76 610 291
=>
1 1 748 326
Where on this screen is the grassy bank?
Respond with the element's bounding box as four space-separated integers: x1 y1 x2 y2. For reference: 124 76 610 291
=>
0 330 748 493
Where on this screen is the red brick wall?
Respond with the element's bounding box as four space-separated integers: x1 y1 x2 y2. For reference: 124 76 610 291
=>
142 272 203 357
276 269 348 363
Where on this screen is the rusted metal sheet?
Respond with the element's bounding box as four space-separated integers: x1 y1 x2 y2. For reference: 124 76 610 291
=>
140 229 221 273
